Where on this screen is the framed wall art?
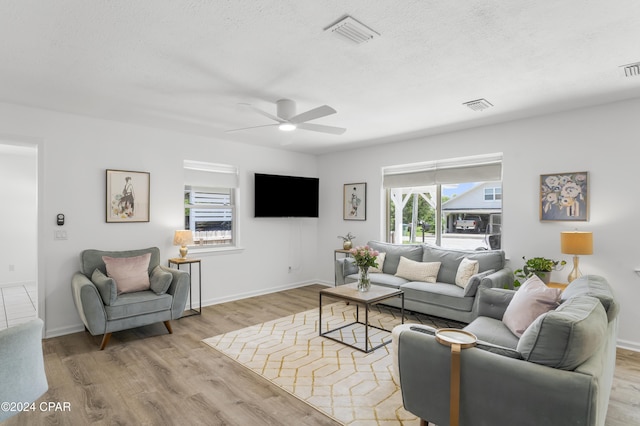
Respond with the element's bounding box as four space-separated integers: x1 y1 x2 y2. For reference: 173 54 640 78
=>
343 182 366 221
540 171 588 222
106 169 150 223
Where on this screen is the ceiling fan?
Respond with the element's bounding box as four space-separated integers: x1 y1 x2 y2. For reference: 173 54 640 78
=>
227 99 346 135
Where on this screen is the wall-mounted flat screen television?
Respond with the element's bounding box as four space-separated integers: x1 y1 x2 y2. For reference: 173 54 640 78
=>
254 173 319 218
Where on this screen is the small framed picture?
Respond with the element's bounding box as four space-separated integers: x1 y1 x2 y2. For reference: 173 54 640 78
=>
540 171 588 221
106 169 150 223
343 183 366 221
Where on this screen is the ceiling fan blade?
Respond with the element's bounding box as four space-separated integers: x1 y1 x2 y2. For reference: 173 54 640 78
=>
226 123 279 133
289 105 337 124
238 103 283 123
296 122 346 135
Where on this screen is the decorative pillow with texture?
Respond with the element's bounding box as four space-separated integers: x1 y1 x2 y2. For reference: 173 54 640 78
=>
455 257 480 289
502 275 561 337
150 265 173 295
91 268 117 305
369 252 386 273
395 256 441 283
103 253 152 295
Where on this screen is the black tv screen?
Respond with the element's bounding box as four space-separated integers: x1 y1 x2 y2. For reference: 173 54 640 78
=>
254 173 319 218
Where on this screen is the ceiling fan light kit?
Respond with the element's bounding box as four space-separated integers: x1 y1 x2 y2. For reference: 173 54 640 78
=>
228 98 346 135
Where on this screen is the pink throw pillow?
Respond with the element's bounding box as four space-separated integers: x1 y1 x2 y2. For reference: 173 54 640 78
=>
502 275 561 337
103 253 151 295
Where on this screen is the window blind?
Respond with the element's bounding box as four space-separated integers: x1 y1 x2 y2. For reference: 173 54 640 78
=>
184 160 239 188
382 153 502 188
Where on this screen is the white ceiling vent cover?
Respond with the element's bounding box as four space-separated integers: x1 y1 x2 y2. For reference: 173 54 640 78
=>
621 62 640 77
463 99 493 111
325 16 380 44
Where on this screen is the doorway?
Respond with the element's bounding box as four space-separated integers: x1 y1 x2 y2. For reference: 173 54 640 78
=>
0 141 38 329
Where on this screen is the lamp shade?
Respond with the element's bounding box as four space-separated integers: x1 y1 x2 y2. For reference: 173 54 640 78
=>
173 230 194 246
560 231 593 255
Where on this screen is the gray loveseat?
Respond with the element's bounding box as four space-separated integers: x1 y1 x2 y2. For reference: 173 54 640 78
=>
335 241 512 323
393 275 618 426
71 247 190 349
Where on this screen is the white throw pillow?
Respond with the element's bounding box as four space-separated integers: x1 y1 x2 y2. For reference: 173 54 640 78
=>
395 256 441 283
369 252 386 273
455 258 480 289
502 275 561 337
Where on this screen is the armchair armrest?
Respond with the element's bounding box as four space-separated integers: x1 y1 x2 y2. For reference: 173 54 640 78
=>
479 267 514 290
476 287 516 320
71 272 107 335
395 326 598 426
335 257 357 286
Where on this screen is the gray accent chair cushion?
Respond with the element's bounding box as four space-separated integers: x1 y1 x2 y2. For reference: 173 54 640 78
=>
150 265 173 295
421 244 505 284
92 268 117 305
517 295 608 370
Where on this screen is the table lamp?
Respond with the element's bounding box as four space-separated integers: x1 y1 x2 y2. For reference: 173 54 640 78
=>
560 231 593 283
173 230 194 259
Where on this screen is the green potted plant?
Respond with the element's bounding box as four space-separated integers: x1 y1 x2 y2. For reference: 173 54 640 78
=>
514 256 567 287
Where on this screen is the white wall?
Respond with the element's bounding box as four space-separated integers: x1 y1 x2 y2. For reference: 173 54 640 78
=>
0 144 37 285
317 98 640 350
0 102 320 338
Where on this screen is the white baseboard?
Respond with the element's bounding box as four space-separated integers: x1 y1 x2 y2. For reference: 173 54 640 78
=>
617 339 640 352
200 280 331 307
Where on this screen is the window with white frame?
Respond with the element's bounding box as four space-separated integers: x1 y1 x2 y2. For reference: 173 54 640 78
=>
183 160 239 249
383 153 503 250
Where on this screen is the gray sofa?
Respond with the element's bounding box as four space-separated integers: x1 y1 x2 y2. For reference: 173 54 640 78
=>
335 241 512 323
393 275 619 426
71 247 190 349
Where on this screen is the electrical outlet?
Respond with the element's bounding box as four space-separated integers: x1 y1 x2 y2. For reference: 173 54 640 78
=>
54 230 68 240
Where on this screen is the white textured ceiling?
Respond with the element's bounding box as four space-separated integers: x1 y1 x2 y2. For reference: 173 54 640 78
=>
1 1 639 154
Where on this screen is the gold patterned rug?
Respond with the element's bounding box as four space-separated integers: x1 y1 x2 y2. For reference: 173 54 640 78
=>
202 302 462 425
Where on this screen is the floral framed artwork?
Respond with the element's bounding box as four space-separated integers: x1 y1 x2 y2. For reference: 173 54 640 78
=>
344 183 366 221
540 171 588 221
106 169 150 223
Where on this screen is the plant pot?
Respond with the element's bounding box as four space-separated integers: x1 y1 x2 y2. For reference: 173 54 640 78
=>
536 271 551 284
343 240 353 250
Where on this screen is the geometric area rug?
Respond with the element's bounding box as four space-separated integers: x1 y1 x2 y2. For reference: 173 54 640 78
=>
203 302 463 425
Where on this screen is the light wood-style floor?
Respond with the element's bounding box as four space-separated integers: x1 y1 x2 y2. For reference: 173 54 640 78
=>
5 284 640 425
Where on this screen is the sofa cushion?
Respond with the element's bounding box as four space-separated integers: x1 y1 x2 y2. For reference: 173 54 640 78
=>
369 252 386 273
502 275 561 337
561 275 618 322
150 265 172 295
455 258 479 289
367 241 422 275
395 257 441 283
464 316 520 350
91 268 117 305
517 295 608 370
421 244 505 285
104 291 173 320
463 269 496 297
401 281 474 312
103 253 152 295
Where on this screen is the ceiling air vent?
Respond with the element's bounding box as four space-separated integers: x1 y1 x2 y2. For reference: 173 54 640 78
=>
620 62 640 77
463 98 493 111
324 16 379 44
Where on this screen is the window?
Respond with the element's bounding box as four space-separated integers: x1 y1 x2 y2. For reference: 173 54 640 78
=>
383 153 502 250
484 187 502 201
183 160 239 249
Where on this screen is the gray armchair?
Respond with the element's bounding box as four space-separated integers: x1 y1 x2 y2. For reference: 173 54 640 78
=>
0 318 48 422
71 247 190 350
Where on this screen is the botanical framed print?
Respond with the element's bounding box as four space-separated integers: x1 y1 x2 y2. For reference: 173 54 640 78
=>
540 171 588 221
344 182 366 221
106 169 150 223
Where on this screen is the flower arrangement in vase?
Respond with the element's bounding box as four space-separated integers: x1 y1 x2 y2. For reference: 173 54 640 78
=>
514 256 567 287
349 245 379 292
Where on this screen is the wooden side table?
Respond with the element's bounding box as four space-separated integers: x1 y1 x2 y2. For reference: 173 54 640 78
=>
168 257 202 317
